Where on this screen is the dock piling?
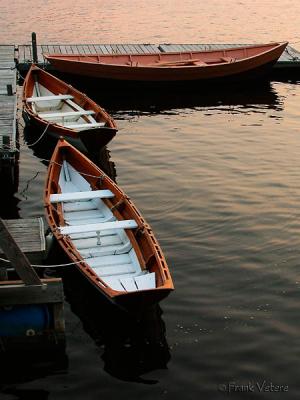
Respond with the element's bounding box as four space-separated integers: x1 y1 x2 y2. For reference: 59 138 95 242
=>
31 32 38 64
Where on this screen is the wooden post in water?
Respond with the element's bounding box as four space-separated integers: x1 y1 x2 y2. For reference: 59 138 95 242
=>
31 32 38 64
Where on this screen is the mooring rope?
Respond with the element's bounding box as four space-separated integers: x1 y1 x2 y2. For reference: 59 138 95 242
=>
0 256 83 268
38 158 105 180
27 122 50 147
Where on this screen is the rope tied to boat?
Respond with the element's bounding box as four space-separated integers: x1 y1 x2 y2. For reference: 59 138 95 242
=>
0 256 84 268
40 158 106 180
27 122 50 147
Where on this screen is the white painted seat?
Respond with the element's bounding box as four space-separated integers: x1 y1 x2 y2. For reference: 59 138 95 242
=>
38 110 95 119
64 122 106 129
50 189 114 203
59 219 138 235
55 159 156 293
27 94 74 102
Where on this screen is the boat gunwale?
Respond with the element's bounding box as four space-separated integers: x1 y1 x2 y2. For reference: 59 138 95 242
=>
44 140 174 302
44 42 288 69
22 64 117 135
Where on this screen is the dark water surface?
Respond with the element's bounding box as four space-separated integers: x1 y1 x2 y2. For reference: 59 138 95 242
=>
1 1 300 399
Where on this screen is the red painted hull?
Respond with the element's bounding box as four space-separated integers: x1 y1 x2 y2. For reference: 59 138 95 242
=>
45 42 288 82
44 139 174 310
22 65 117 152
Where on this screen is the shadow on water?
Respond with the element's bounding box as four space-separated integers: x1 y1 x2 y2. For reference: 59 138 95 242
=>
22 136 170 383
23 125 117 180
53 71 283 117
0 153 20 219
59 264 171 384
0 350 68 386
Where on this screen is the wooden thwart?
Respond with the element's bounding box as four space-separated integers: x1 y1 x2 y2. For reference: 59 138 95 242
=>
27 94 74 102
59 219 138 235
50 189 114 203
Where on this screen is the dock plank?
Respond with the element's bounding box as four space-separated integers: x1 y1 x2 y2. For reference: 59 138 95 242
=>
0 47 17 159
0 218 46 256
71 44 80 54
87 44 96 53
14 42 300 74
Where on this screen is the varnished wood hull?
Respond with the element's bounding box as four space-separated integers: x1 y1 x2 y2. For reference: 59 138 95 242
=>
44 139 174 310
22 65 117 153
45 42 288 82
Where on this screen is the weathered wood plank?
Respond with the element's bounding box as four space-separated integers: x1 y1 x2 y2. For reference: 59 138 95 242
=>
82 45 91 54
0 219 41 285
64 45 74 54
88 44 96 53
0 218 46 253
71 44 79 54
41 44 49 55
0 45 17 157
93 45 105 54
52 45 61 54
24 44 32 62
0 278 64 305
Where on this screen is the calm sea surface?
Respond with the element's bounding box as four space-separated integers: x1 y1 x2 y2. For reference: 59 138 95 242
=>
1 1 300 399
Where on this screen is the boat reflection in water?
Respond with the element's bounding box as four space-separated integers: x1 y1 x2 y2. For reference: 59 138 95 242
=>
61 265 171 383
30 141 171 382
53 74 283 119
23 124 116 176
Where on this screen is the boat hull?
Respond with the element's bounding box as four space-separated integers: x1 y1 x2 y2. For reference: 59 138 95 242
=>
22 65 117 153
23 108 116 154
45 140 174 311
45 42 288 83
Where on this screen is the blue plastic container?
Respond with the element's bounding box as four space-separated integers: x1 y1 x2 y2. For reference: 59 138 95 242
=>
0 304 51 336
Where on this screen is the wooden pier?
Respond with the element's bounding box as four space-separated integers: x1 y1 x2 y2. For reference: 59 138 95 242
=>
0 218 46 268
0 218 65 353
0 45 17 163
0 38 299 161
16 42 300 72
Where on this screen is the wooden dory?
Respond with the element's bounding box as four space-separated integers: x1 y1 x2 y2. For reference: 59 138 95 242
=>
22 65 117 153
45 139 174 309
44 42 288 82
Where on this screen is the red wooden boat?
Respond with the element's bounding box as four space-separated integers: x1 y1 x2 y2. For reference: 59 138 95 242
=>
22 65 117 153
44 42 288 82
45 139 174 310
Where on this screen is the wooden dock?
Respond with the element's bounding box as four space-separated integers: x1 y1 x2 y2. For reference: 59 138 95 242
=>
0 218 46 268
0 45 17 162
0 39 299 162
0 218 65 353
16 42 300 72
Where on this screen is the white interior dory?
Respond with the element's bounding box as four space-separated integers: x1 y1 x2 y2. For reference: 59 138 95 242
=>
27 82 105 131
50 160 156 292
